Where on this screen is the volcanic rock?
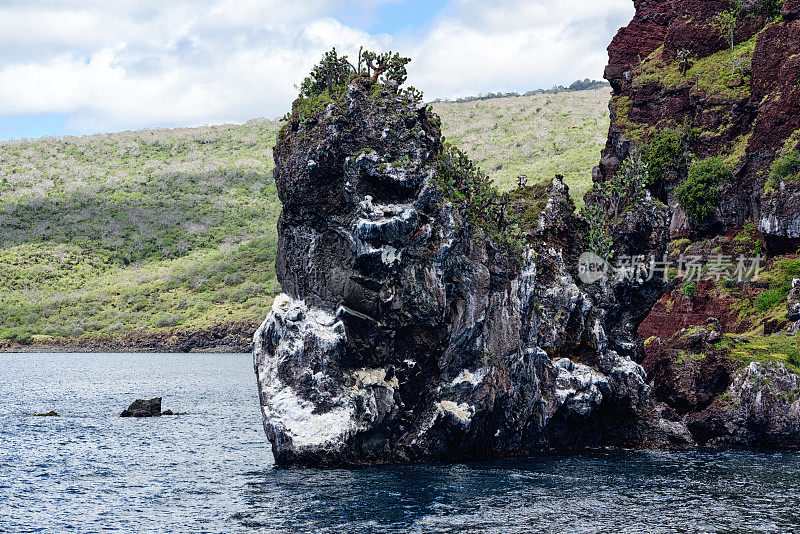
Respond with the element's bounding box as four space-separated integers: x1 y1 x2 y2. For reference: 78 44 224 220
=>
120 398 162 418
254 77 674 466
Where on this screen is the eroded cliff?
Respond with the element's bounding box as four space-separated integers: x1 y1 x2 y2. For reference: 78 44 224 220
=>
253 63 680 465
599 0 800 448
255 2 800 464
601 0 800 242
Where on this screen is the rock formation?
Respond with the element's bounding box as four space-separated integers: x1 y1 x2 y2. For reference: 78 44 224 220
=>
120 398 162 417
645 322 800 447
601 0 800 246
254 72 683 466
255 1 800 464
602 0 800 448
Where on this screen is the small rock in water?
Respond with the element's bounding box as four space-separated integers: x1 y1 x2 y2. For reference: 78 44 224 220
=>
33 411 59 417
120 397 162 417
160 410 188 416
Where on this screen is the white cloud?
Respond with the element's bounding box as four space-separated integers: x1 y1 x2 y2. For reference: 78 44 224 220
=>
404 0 633 98
0 0 633 137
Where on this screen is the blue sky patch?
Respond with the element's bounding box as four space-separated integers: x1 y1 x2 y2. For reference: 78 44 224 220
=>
369 0 448 35
0 113 69 142
336 0 448 36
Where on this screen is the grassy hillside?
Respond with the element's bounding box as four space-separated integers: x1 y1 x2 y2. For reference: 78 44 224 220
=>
434 88 609 201
0 88 609 345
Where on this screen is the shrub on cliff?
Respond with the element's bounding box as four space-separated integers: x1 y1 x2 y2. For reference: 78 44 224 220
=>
733 222 764 256
283 47 416 130
756 257 800 303
641 127 694 185
734 0 784 19
633 36 756 102
682 281 698 299
712 10 738 56
713 2 783 59
770 149 800 183
582 150 649 258
676 157 731 222
298 47 412 99
763 131 800 193
299 48 353 98
434 143 524 259
361 50 411 86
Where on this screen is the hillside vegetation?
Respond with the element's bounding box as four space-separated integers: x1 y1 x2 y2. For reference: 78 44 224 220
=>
0 87 609 346
434 88 609 200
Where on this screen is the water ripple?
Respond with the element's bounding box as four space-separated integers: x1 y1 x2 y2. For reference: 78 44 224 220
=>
1 353 800 533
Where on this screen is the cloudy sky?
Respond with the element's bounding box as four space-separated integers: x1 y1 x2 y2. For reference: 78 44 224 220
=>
0 0 633 141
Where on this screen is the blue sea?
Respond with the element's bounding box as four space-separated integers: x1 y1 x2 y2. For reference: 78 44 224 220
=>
2 352 800 533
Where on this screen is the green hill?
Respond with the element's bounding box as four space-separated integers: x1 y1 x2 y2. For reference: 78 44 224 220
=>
0 87 609 347
434 88 609 200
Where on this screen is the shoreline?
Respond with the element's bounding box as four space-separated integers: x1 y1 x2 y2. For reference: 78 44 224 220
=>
1 345 251 354
0 320 259 354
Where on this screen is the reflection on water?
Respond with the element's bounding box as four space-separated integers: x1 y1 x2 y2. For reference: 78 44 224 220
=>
1 353 798 533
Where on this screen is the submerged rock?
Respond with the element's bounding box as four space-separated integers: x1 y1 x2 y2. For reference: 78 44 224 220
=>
254 77 673 466
120 398 162 418
160 410 187 416
31 411 60 417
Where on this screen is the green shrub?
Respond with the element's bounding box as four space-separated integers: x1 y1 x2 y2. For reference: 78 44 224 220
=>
668 238 691 257
675 157 732 222
0 329 33 345
290 90 338 124
153 313 184 328
760 257 800 293
283 47 416 130
740 257 800 315
788 344 800 368
733 222 763 256
298 47 413 100
582 150 648 259
583 203 614 259
641 127 693 184
434 143 523 260
765 132 800 193
755 288 784 312
770 149 800 183
299 48 354 98
712 10 737 52
734 0 784 19
683 281 698 298
361 50 411 86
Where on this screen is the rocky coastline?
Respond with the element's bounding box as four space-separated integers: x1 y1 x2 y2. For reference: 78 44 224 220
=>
253 3 800 466
0 321 258 353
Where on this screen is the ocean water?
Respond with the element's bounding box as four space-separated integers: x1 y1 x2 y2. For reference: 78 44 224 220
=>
1 353 800 533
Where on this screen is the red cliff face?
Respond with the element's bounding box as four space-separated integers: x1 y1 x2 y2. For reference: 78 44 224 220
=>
599 0 800 241
597 0 800 341
748 21 800 155
604 0 676 86
593 2 800 444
